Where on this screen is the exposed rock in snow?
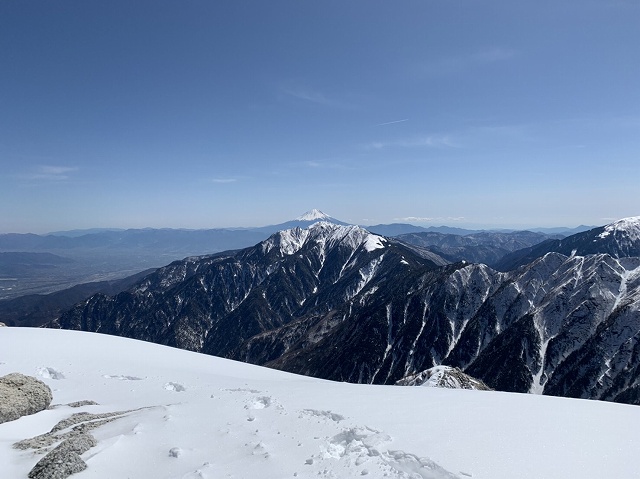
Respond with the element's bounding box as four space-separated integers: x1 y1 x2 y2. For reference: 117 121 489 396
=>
396 366 492 390
27 433 97 479
0 373 52 424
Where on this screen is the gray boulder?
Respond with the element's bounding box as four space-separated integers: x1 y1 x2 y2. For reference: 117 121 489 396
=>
28 434 96 479
0 373 53 424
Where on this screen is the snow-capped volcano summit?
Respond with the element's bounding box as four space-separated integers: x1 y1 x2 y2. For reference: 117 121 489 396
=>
254 209 349 234
295 208 334 221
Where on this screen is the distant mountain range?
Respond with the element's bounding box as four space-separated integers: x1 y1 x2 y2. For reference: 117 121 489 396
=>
0 209 585 299
393 230 563 268
49 217 640 405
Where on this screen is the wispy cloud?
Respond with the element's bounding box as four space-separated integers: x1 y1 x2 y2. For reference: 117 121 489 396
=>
376 118 409 127
21 165 78 181
279 82 347 108
294 160 356 171
210 178 237 184
366 134 458 150
418 47 518 76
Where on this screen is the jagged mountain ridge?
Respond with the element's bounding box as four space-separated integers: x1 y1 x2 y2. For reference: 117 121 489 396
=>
54 223 442 361
51 219 640 404
495 216 640 271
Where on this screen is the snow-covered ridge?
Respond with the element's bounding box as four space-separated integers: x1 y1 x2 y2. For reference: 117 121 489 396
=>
263 222 387 256
295 209 333 221
597 216 640 241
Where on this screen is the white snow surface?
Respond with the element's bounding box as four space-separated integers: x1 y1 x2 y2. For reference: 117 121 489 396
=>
1 328 639 479
296 209 333 221
597 216 640 240
363 234 387 252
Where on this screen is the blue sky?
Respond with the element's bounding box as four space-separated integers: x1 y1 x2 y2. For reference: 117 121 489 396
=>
1 1 638 233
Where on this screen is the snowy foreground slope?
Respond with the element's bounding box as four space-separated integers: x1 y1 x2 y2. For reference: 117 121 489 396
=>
1 329 639 479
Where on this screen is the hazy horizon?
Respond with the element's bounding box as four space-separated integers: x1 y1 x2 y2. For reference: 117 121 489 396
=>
1 1 638 234
0 207 610 236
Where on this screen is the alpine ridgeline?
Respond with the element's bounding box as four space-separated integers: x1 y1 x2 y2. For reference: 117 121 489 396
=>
51 218 640 404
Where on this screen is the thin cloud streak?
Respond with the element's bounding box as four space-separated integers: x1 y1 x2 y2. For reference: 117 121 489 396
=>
210 178 237 184
280 84 345 108
366 135 459 150
294 160 356 171
20 165 78 181
417 46 518 77
376 119 409 127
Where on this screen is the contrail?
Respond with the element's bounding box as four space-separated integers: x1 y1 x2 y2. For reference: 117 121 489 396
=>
376 118 409 126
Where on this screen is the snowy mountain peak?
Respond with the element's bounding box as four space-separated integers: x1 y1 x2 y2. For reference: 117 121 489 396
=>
302 221 388 253
264 222 387 256
296 209 333 221
597 216 640 241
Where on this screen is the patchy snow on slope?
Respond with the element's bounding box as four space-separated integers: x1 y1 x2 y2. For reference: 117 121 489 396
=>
1 328 639 479
266 222 388 257
363 234 387 252
597 216 640 241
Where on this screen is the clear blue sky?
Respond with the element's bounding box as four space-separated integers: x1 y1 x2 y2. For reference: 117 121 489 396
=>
1 1 638 233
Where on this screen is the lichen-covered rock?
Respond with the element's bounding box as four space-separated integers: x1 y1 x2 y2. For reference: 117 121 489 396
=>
0 373 53 424
28 434 97 479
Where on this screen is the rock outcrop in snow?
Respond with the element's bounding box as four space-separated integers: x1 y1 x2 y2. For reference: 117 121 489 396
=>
396 366 492 390
0 373 52 424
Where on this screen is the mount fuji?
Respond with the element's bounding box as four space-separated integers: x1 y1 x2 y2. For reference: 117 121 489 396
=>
252 209 349 234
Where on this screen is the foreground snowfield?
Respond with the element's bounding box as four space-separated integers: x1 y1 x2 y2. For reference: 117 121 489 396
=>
1 329 638 479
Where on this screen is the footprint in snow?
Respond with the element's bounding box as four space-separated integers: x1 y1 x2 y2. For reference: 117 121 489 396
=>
37 366 65 380
247 396 273 409
103 374 143 381
315 426 461 479
181 462 213 479
164 382 186 392
169 447 183 458
301 409 345 422
221 387 261 394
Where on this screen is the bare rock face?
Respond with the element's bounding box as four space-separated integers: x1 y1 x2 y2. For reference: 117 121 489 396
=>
0 373 53 424
28 434 97 479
